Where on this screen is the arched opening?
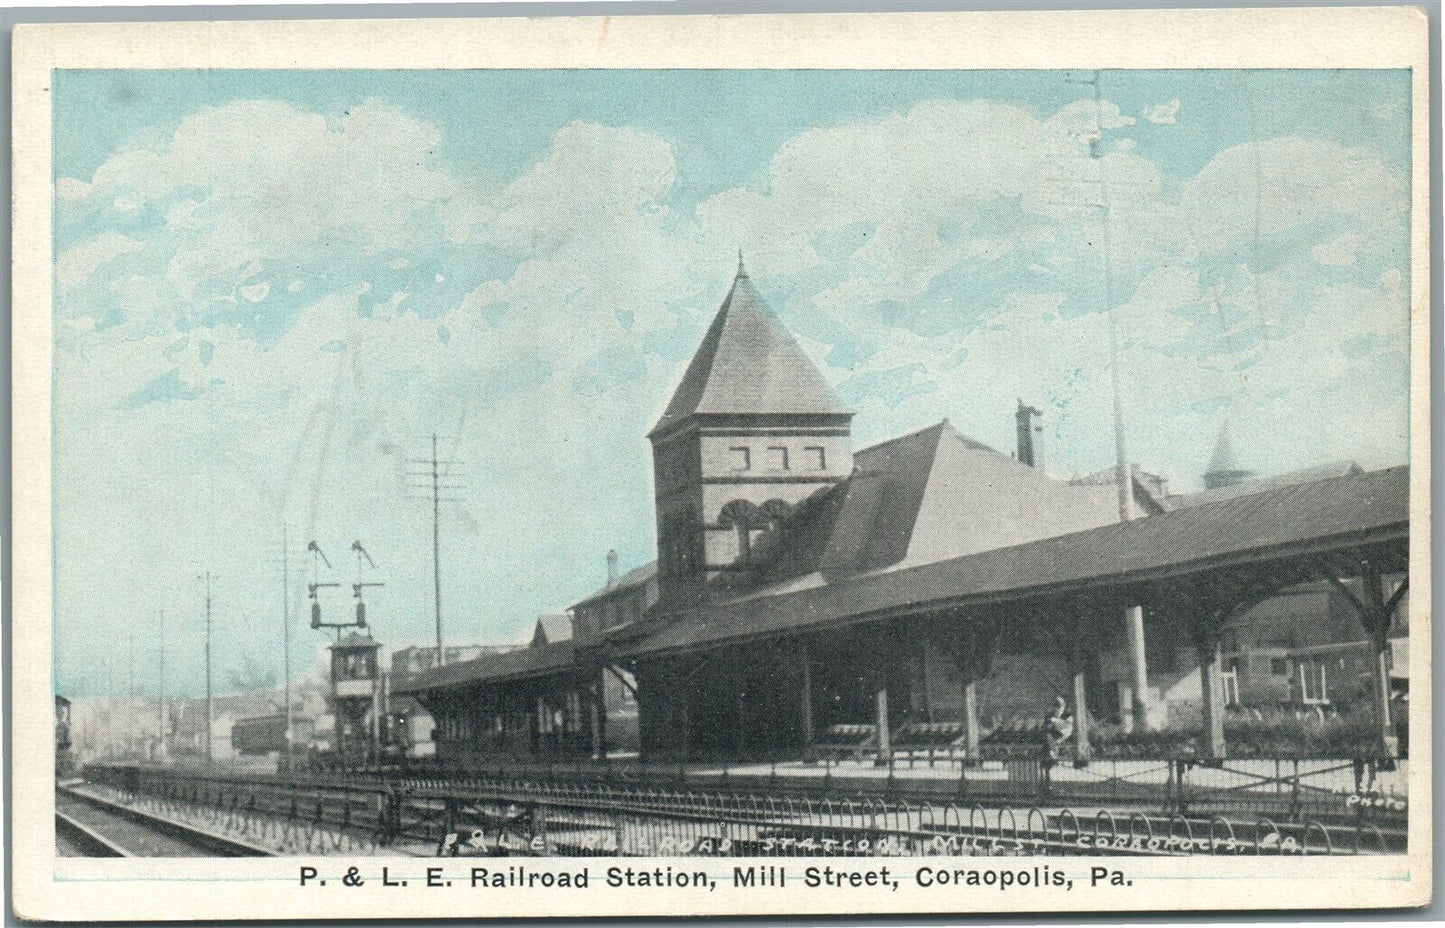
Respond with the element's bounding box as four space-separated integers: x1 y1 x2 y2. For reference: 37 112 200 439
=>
719 499 765 563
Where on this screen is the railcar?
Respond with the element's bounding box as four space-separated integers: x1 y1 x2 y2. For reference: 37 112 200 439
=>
55 695 75 778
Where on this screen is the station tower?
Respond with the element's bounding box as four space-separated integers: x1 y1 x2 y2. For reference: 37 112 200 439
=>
328 632 381 761
649 256 854 606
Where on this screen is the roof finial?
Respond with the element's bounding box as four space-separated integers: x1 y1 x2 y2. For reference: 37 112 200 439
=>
736 249 747 278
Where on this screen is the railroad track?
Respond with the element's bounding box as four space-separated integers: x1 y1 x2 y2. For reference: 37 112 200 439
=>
55 810 129 857
83 765 1407 857
56 786 276 857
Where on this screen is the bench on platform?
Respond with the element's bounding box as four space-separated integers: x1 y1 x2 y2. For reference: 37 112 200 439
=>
980 717 1050 760
812 724 877 761
892 721 970 763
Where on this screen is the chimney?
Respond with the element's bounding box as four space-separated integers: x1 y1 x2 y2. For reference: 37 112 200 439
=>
1016 400 1044 469
606 549 620 588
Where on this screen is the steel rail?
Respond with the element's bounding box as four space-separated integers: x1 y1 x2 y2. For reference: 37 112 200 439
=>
55 811 130 857
58 786 278 857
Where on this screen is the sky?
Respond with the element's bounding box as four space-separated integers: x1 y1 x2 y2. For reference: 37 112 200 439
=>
51 68 1412 699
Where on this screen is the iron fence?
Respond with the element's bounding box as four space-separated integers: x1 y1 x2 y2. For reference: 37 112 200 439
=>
82 762 1403 858
299 749 1408 829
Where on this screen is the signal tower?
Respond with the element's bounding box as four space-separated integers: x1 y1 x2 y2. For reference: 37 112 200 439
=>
309 540 385 763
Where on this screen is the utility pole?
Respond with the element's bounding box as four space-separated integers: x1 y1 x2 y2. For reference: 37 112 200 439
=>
127 623 135 755
282 525 293 773
204 570 214 765
409 436 464 669
105 650 115 756
431 433 443 665
158 609 167 760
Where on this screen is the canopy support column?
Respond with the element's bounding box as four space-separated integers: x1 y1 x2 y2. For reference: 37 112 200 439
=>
589 672 606 762
1070 629 1093 762
1123 605 1151 732
1151 579 1240 763
1194 625 1227 761
944 612 997 767
962 680 981 763
797 638 814 760
1322 562 1407 758
678 665 692 760
1365 568 1406 756
874 686 891 765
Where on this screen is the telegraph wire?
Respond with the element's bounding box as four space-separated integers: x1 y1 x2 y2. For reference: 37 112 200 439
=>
408 433 467 666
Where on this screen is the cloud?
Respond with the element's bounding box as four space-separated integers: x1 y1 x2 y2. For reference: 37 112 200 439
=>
1142 99 1181 124
240 282 271 303
696 99 1063 275
55 176 91 200
685 98 1408 489
61 99 459 311
449 121 678 254
1311 232 1366 267
50 88 1412 698
1181 137 1406 254
55 232 142 292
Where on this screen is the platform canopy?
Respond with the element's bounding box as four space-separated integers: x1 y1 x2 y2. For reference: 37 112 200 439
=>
616 465 1409 659
391 641 576 696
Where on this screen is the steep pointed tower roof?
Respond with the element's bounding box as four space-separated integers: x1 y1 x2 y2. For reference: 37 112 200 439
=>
1202 420 1255 490
650 257 851 437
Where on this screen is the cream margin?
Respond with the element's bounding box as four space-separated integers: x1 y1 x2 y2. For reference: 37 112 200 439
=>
10 6 1431 921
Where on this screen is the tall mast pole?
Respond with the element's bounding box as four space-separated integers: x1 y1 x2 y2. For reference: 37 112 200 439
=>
432 433 444 666
282 525 293 773
1108 317 1137 523
1084 69 1149 730
204 570 213 765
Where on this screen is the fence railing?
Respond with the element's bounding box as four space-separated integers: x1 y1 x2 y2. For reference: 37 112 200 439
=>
303 749 1407 825
82 762 1405 859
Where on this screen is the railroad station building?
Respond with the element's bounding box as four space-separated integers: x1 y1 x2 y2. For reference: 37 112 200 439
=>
399 261 1409 767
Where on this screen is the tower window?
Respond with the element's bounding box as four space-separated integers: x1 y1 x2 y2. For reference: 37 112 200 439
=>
804 446 826 470
729 447 751 471
766 446 789 470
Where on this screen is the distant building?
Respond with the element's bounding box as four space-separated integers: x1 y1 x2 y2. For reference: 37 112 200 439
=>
1200 420 1256 490
530 615 573 648
570 558 658 639
1092 423 1400 726
390 644 517 687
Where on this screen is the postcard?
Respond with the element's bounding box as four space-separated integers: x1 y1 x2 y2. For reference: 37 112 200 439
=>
10 6 1431 920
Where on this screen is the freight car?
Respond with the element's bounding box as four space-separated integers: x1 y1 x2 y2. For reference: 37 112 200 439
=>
232 713 317 757
55 694 75 778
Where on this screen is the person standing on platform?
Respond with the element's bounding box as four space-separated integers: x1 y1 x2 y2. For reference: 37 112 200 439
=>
1044 696 1075 761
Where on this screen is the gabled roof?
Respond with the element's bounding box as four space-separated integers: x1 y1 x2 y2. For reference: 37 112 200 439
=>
741 422 946 587
620 465 1408 658
531 614 573 647
650 264 851 437
571 561 658 611
714 420 1120 600
392 641 577 696
1070 466 1172 514
1175 460 1363 509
